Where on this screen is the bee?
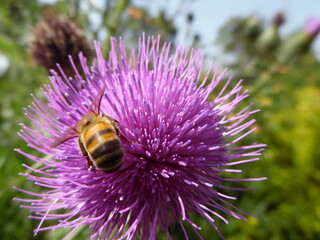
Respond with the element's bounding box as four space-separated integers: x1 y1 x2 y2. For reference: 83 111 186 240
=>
51 87 124 173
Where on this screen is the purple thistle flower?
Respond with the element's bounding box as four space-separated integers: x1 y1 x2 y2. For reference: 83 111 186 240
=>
15 36 265 240
305 17 320 37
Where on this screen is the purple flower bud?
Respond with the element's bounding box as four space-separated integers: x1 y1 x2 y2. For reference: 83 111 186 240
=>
305 17 320 36
15 36 265 239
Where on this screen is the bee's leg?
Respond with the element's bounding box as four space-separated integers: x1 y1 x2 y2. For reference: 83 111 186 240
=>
78 138 93 170
117 129 132 144
117 130 130 143
86 157 94 171
106 115 129 142
103 114 134 144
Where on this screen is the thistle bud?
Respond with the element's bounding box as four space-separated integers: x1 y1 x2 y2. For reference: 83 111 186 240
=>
272 12 285 27
243 16 263 40
277 17 320 63
305 17 320 37
256 13 285 54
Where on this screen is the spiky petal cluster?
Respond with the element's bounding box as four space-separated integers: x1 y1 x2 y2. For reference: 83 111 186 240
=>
16 36 265 239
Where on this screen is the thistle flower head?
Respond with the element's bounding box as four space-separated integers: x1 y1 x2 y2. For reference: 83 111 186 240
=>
29 9 92 75
16 36 265 239
305 17 320 37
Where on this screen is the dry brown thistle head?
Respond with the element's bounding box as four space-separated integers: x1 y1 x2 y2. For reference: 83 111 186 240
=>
29 9 92 77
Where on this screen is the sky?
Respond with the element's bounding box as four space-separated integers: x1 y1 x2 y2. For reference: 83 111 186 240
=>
134 0 320 59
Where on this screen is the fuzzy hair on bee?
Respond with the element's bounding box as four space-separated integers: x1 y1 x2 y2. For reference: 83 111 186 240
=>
51 86 124 173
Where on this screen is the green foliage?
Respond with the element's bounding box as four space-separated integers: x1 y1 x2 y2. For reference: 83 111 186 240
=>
216 12 320 238
249 63 320 239
0 2 48 239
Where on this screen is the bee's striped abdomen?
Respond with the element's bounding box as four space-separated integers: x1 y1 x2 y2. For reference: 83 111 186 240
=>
82 122 123 173
92 142 123 172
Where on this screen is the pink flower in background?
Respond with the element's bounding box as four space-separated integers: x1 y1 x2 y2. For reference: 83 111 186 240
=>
305 17 320 36
15 36 265 239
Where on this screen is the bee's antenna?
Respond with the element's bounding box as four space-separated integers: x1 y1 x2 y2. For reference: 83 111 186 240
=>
89 85 106 114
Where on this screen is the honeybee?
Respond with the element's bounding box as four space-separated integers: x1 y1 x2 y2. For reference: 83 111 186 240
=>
51 87 124 173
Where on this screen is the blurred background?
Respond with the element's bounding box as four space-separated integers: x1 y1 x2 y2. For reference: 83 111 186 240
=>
1 0 320 239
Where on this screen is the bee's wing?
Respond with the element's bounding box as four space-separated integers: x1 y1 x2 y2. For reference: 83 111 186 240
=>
51 127 78 148
51 86 106 148
89 85 106 114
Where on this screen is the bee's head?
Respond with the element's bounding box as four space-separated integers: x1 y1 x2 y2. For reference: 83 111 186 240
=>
76 112 98 132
